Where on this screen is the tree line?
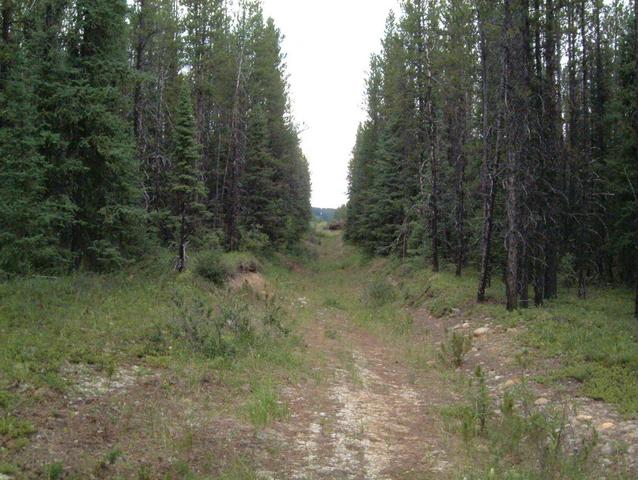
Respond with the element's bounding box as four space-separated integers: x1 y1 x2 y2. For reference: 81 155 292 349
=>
346 0 638 316
0 0 311 274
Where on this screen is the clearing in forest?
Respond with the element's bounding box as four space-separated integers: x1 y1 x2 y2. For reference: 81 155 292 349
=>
1 231 637 479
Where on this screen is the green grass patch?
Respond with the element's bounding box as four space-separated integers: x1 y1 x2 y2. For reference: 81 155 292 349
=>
520 289 638 415
444 369 603 479
240 379 289 428
387 259 638 416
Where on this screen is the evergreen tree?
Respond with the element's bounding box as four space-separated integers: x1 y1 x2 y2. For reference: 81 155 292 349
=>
346 0 637 314
0 2 73 274
170 81 208 272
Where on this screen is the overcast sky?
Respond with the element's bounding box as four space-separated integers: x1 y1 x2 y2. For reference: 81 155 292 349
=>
260 0 401 208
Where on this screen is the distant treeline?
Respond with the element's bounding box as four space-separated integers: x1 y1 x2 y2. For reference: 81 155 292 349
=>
0 0 311 274
346 0 637 315
312 206 346 222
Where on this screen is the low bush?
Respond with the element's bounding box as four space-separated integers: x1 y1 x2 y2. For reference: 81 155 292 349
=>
169 295 255 358
166 292 291 360
194 250 230 285
444 371 600 479
362 277 397 307
222 252 262 275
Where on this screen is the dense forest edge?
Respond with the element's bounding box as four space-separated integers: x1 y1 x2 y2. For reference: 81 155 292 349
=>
0 0 311 276
345 0 638 318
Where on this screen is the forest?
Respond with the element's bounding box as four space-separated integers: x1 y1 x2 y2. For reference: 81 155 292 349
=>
0 0 311 275
346 0 638 316
2 0 638 478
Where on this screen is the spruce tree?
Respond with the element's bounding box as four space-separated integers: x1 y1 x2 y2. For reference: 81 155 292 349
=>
0 3 73 274
170 81 207 272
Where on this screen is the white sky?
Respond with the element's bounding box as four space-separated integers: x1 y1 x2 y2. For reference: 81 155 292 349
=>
260 0 401 208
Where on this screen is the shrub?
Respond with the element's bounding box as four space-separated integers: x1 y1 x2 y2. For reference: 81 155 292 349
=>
222 252 262 275
439 330 472 367
169 295 256 358
362 277 397 307
194 250 230 285
169 296 231 357
238 228 270 252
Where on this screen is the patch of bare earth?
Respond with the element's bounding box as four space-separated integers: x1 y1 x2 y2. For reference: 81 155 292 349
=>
261 307 461 480
11 364 264 478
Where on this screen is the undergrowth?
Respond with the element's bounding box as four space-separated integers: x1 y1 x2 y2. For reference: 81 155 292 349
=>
389 258 638 416
0 246 303 471
442 368 601 479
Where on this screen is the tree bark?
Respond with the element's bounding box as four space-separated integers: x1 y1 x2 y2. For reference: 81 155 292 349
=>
477 5 501 302
503 0 531 311
576 0 591 300
426 46 440 273
454 96 468 277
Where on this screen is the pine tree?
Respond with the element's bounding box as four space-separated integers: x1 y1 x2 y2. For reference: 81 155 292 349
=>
0 2 73 274
170 81 208 272
35 0 148 270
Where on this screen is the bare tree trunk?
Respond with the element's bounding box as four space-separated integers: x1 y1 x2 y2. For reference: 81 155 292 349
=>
542 0 560 302
430 118 440 273
503 0 518 311
634 0 637 320
176 211 187 272
519 252 530 308
504 160 519 311
425 52 440 272
454 97 468 277
224 50 245 251
503 0 531 311
477 5 502 302
576 0 591 300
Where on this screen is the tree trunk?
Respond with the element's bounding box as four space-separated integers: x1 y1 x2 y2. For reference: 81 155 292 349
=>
430 126 439 273
542 0 560 301
503 0 531 311
633 0 637 320
224 49 245 251
477 5 501 302
427 79 440 272
505 164 519 311
176 211 187 273
577 0 592 300
454 97 468 277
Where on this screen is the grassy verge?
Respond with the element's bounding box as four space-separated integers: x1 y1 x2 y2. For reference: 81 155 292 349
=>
0 248 307 477
382 258 638 416
441 368 608 479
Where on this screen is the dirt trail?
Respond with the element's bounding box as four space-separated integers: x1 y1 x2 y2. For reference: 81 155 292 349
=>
255 236 462 479
264 309 455 480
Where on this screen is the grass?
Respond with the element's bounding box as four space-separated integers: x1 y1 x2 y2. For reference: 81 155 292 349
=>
438 367 608 479
0 247 307 476
306 236 636 476
384 258 638 416
2 229 636 477
240 378 289 428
